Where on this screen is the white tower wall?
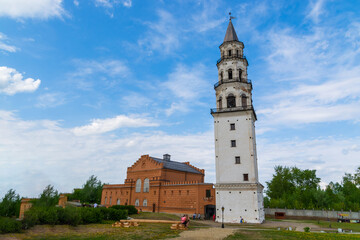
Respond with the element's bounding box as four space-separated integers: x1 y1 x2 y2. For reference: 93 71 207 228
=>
212 19 264 224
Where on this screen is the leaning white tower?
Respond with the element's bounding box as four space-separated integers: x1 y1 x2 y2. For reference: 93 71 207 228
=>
211 17 264 224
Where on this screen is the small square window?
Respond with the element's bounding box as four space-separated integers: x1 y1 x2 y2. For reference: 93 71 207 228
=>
230 123 235 130
231 140 236 147
235 156 240 164
243 174 249 181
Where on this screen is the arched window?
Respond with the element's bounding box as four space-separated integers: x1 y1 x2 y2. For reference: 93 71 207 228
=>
227 94 236 108
241 95 247 107
143 199 147 207
220 72 223 81
109 197 112 205
218 97 223 109
143 178 149 192
228 69 233 80
105 197 107 204
135 199 139 206
239 69 242 80
117 199 120 205
228 49 232 56
135 179 141 193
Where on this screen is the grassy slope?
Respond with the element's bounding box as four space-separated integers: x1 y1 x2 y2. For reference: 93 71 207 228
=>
266 217 360 232
225 230 360 240
7 223 181 240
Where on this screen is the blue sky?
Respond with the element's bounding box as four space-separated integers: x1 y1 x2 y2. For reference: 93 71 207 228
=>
1 0 360 198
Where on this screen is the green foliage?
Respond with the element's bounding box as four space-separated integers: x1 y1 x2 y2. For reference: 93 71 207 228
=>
303 227 310 232
265 165 360 211
0 189 21 218
110 205 138 215
33 185 59 208
68 175 103 204
79 208 102 224
22 206 127 228
0 217 22 234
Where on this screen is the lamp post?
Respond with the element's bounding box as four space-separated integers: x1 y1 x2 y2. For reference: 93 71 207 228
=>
221 206 225 228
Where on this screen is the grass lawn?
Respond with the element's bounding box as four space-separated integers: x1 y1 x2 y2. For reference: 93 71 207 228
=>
3 223 182 240
225 229 360 240
266 217 360 232
311 220 360 232
1 212 207 240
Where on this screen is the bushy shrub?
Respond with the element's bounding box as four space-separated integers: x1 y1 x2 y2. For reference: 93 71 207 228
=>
22 208 39 229
21 206 127 228
63 207 81 226
99 207 127 221
0 217 22 234
110 205 137 215
37 207 58 225
79 207 102 224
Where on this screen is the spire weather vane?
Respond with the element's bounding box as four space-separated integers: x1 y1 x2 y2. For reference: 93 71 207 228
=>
229 12 236 20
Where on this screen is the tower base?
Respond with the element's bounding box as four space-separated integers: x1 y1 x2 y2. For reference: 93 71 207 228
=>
215 183 265 224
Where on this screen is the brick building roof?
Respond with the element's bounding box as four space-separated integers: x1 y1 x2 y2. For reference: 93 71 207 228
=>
151 157 202 174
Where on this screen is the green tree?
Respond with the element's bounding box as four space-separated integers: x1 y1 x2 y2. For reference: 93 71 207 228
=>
33 185 59 207
0 189 21 217
68 175 103 204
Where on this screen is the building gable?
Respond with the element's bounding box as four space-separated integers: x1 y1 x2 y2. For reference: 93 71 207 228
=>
127 155 163 172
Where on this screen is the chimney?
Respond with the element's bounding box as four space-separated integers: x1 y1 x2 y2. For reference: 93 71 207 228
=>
163 154 171 161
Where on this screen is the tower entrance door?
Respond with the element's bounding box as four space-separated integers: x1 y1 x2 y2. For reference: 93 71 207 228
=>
205 205 216 220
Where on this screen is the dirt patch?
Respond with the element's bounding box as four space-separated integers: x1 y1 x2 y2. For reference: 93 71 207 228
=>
175 228 236 240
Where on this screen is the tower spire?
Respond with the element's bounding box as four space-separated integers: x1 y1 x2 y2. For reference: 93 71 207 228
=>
223 13 239 42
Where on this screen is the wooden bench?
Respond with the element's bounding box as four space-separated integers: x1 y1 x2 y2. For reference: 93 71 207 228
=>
114 219 187 230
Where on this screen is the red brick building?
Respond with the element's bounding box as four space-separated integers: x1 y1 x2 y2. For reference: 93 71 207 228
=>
101 154 215 218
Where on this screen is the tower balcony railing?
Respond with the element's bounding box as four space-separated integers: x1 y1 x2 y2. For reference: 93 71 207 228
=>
217 54 247 65
210 105 254 114
214 78 252 89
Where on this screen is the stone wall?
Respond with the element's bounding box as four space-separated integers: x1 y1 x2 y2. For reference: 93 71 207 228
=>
265 207 360 220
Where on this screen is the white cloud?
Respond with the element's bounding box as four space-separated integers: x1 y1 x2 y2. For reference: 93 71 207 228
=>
162 63 212 116
121 92 152 109
72 115 159 136
190 0 224 33
73 0 79 6
72 59 129 77
94 0 132 8
257 137 360 187
257 19 360 129
138 10 180 55
0 33 18 53
307 0 326 23
70 59 129 90
0 0 66 19
163 64 210 100
36 92 66 108
0 111 213 198
0 66 40 95
165 102 189 117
